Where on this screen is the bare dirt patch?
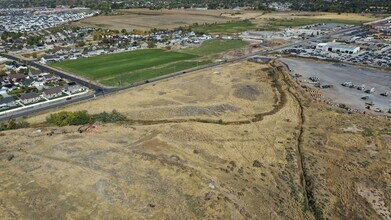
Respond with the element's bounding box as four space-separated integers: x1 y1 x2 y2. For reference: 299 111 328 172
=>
233 84 261 101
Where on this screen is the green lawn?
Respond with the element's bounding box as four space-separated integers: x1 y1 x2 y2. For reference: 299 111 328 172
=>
51 39 250 87
101 60 211 86
192 20 257 35
183 39 249 56
51 49 202 86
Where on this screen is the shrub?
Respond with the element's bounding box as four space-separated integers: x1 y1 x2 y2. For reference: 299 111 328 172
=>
0 119 29 131
93 110 127 123
363 127 376 137
46 111 93 126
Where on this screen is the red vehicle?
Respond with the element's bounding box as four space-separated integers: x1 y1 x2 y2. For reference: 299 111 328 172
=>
66 97 72 101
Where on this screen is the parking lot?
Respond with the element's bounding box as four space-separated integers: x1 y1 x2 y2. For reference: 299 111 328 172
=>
281 42 391 69
281 58 391 114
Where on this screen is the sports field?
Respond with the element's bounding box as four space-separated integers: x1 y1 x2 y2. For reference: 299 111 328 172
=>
51 39 248 86
51 49 206 86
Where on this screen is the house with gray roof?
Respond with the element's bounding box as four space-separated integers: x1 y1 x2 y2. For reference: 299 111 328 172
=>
20 92 41 105
43 86 63 99
0 97 17 109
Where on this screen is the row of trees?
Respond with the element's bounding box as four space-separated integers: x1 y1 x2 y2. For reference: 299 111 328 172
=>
46 110 127 126
0 110 127 133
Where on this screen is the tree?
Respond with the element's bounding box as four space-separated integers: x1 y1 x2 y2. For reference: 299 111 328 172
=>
76 41 86 47
0 69 6 76
1 31 8 41
27 36 41 45
147 41 156 48
121 29 128 34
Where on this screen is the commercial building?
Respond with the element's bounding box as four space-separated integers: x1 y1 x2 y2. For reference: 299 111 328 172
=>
316 43 360 54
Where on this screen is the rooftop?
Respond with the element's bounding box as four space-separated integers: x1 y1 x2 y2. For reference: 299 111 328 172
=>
20 92 39 100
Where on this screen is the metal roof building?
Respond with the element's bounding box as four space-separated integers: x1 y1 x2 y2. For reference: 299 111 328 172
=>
316 42 360 54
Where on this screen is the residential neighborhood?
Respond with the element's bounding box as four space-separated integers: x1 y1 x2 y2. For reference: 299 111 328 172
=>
0 7 98 33
0 58 88 113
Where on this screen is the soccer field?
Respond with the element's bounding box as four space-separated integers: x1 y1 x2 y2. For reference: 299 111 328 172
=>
51 49 207 86
51 39 248 86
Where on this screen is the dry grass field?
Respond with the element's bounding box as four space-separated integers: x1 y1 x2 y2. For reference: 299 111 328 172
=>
29 61 277 124
0 60 390 219
224 11 382 21
74 9 382 32
74 9 236 31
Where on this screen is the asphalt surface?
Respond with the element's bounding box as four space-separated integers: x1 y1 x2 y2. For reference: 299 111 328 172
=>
0 25 360 121
280 58 391 114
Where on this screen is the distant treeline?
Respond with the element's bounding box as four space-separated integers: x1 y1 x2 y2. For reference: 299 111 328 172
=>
0 0 390 13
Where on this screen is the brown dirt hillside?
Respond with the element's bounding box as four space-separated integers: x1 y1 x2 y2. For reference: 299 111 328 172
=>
0 60 390 219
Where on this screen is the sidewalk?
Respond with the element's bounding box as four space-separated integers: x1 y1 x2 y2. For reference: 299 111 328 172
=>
0 89 89 116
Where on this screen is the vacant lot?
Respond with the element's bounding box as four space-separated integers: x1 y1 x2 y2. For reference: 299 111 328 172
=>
203 11 381 33
226 11 381 23
31 61 277 123
74 9 236 31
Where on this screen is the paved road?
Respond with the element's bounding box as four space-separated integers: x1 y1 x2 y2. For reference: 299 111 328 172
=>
0 53 109 92
0 25 358 121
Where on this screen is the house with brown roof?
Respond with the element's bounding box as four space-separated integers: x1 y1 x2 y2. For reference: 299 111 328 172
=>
6 73 26 83
42 74 60 83
42 86 63 99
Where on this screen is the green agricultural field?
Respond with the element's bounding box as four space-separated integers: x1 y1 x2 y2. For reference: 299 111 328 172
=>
183 39 249 56
192 20 257 34
51 49 210 86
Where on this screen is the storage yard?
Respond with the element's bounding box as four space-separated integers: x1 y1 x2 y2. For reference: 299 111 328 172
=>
281 58 391 114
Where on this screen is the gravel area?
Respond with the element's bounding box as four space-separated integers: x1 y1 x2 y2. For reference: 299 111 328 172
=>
281 58 391 114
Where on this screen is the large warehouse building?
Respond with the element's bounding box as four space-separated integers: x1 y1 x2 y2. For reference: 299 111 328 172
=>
316 43 360 54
